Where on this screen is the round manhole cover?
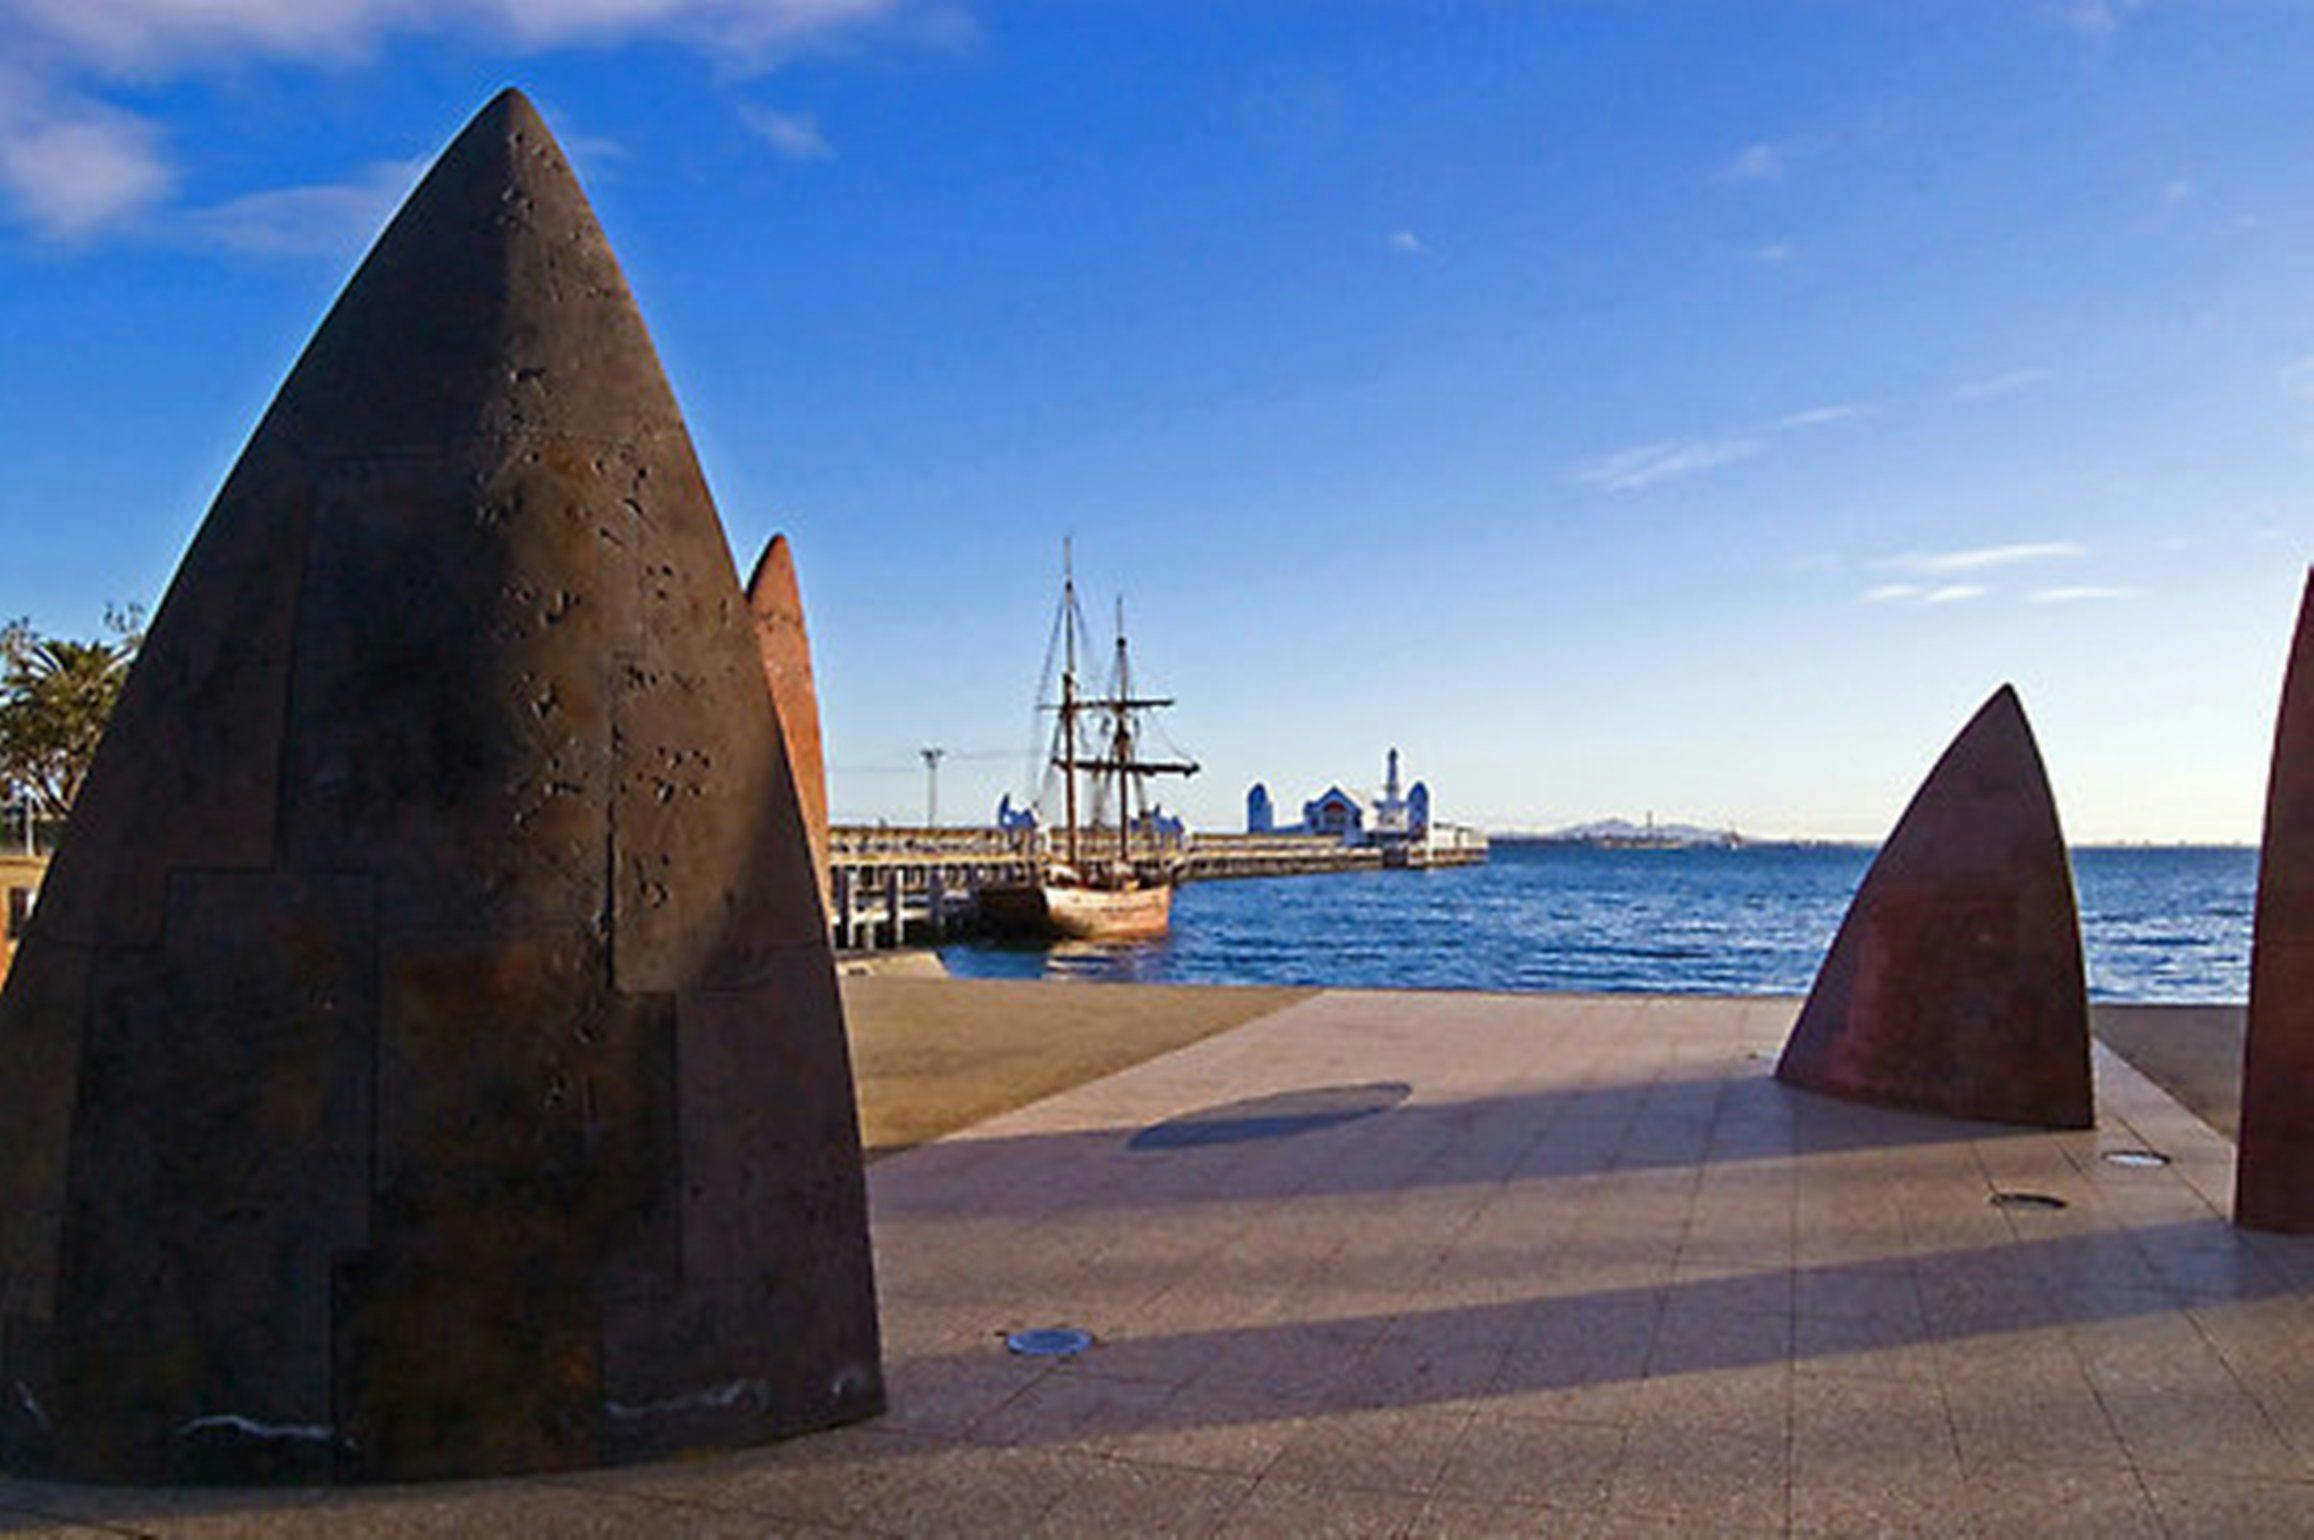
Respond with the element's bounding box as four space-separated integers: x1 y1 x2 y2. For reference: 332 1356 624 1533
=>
1005 1327 1094 1358
2101 1149 2171 1169
1989 1191 2069 1211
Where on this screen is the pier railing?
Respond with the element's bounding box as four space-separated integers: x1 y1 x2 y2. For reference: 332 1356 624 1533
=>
824 826 1038 952
1181 832 1383 878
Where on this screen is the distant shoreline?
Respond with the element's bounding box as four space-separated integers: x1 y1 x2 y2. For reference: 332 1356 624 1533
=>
1485 835 2256 852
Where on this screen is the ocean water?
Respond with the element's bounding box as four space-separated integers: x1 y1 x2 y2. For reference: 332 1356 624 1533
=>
939 841 2257 1003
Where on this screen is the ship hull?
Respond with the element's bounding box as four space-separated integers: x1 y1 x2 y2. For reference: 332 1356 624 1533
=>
980 880 1173 941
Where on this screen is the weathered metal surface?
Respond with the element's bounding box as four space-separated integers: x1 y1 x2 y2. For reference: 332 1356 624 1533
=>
598 953 881 1464
2238 570 2314 1231
51 875 375 1483
612 459 824 994
0 88 879 1483
1775 686 2093 1129
747 535 831 909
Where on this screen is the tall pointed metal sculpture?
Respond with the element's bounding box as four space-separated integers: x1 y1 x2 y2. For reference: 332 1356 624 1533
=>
2237 570 2314 1231
0 89 881 1484
1776 686 2093 1128
747 535 831 909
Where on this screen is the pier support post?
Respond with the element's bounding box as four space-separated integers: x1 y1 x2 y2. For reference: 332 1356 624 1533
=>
884 868 904 950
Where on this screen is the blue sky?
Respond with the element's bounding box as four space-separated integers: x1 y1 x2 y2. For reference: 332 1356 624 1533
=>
2 1 2310 841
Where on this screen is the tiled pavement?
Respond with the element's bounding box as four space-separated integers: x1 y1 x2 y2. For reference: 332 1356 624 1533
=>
5 989 2313 1536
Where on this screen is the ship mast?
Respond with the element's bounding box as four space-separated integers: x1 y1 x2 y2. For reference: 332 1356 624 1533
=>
1040 542 1198 881
1113 597 1132 865
1060 539 1079 871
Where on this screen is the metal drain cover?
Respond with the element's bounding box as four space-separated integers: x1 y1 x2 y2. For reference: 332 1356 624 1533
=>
1990 1190 2069 1211
2101 1149 2171 1169
1005 1327 1094 1358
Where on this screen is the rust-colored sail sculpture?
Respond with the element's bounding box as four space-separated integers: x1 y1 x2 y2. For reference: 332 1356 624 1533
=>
2238 571 2314 1231
1775 686 2093 1128
747 535 831 908
0 89 881 1484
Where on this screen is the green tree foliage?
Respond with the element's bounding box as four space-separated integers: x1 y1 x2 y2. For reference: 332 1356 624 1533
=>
0 606 144 820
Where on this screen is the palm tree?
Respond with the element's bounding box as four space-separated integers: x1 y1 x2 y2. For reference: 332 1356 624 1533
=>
0 612 140 821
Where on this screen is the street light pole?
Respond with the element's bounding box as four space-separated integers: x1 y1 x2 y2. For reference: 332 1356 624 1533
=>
920 746 946 828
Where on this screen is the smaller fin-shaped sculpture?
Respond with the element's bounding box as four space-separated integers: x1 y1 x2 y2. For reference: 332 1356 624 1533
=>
747 535 830 909
1776 686 2092 1128
2238 570 2314 1231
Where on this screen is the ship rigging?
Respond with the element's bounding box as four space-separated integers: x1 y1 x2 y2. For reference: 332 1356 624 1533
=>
981 543 1200 940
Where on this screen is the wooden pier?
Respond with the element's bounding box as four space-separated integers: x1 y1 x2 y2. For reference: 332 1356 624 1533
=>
825 825 1039 951
825 824 1487 952
1183 828 1489 878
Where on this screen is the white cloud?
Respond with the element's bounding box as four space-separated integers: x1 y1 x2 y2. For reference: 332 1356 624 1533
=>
2030 585 2138 603
1387 229 1428 257
1778 403 1865 430
742 105 831 160
1569 436 1762 492
0 70 170 238
2050 0 2164 36
2282 355 2314 405
1891 541 2086 574
0 0 936 240
184 157 422 256
1752 241 1792 264
2163 178 2193 204
3 0 923 72
1953 366 2054 401
556 130 626 165
1571 399 1865 495
6 0 402 70
1861 581 1988 606
1721 140 1792 182
1717 133 1834 185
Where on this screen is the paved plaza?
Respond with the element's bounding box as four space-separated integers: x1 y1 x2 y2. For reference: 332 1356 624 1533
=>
5 989 2311 1535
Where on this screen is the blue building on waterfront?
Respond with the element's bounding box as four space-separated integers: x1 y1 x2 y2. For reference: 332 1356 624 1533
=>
1253 749 1433 846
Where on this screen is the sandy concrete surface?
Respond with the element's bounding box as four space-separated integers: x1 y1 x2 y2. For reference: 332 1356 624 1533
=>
841 976 1319 1157
837 948 952 980
2093 1002 2246 1141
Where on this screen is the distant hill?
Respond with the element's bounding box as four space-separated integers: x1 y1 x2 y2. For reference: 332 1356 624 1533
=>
1525 818 1743 849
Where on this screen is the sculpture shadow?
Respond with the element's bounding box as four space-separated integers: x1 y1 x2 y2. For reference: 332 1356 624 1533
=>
874 1215 2310 1444
874 1070 2030 1220
1127 1082 1413 1150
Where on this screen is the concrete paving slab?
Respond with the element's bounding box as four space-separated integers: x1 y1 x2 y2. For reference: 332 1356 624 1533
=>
10 985 2313 1535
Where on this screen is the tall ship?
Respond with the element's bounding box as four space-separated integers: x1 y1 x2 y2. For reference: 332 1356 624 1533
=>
979 546 1199 941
